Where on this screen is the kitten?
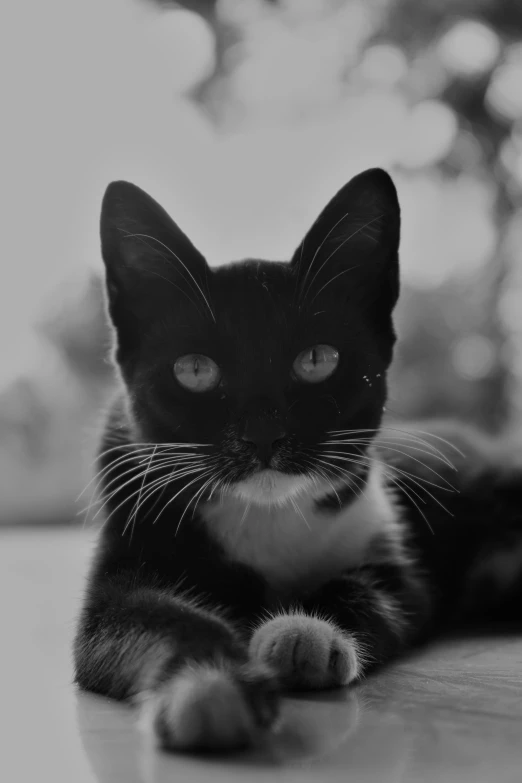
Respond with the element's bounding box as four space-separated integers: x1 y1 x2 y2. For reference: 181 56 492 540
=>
74 168 522 753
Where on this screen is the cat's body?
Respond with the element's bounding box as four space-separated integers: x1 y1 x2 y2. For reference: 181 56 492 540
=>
74 169 522 753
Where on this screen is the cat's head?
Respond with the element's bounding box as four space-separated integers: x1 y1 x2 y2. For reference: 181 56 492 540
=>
100 168 400 505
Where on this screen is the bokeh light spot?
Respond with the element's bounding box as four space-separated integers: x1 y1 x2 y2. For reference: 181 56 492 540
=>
499 287 522 333
452 335 495 380
149 8 216 94
359 44 408 86
438 20 500 77
397 100 458 168
486 45 522 121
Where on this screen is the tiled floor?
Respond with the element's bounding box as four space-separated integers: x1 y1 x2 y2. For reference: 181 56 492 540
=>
2 527 522 783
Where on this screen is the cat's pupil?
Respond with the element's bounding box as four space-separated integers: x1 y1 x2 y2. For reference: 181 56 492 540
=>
174 354 220 392
293 344 339 383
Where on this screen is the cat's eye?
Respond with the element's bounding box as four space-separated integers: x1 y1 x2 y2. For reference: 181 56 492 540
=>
173 354 221 392
293 345 339 383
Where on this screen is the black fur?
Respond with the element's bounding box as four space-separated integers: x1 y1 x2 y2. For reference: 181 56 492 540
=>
74 169 522 753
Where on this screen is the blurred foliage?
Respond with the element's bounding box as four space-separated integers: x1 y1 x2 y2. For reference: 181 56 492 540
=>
6 0 521 524
376 0 522 430
68 0 522 432
381 0 522 430
384 0 522 41
139 0 522 432
41 275 114 384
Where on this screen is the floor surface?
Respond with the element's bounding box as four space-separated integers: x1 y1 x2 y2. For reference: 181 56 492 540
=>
1 527 521 783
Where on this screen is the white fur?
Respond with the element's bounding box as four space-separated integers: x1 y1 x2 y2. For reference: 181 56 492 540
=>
231 470 316 506
201 461 399 591
140 665 256 751
250 612 364 689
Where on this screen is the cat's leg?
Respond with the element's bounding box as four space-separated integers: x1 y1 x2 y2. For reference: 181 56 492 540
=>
74 573 280 752
250 564 428 690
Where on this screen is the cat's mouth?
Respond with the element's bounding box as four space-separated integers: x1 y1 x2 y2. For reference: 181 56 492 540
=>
230 469 316 507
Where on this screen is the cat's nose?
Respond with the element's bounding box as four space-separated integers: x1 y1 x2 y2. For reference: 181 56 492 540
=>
241 420 286 464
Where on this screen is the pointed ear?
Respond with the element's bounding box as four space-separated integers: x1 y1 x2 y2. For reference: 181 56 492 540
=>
291 168 400 325
100 181 212 345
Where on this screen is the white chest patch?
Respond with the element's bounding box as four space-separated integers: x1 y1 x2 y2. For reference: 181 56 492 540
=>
200 463 399 591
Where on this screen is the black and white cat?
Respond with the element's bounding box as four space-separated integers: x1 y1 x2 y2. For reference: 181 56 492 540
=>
74 169 522 752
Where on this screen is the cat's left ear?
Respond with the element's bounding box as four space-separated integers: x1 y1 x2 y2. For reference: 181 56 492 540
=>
291 168 400 323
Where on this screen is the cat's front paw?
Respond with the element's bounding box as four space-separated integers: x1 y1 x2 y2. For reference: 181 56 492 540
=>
249 613 362 691
142 662 280 753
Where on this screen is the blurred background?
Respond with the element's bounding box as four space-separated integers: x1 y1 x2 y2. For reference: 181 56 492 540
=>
1 0 522 524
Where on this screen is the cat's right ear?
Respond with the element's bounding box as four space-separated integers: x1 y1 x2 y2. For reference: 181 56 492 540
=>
100 181 211 343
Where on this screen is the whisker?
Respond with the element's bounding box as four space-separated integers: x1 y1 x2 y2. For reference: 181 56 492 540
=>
126 445 158 540
300 215 383 310
110 464 211 530
324 437 451 463
324 449 443 491
395 427 466 457
302 446 365 495
94 441 211 466
239 499 252 527
329 451 454 517
297 209 353 306
312 456 368 501
373 440 456 470
383 470 434 534
85 444 210 490
327 426 465 458
321 447 437 534
321 446 456 490
120 464 213 535
289 496 311 531
310 463 343 509
191 472 222 521
306 266 358 309
138 461 216 524
81 450 156 499
152 467 217 528
125 458 215 515
324 434 457 471
81 442 212 502
93 455 209 514
175 468 220 533
174 472 219 538
124 232 216 323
